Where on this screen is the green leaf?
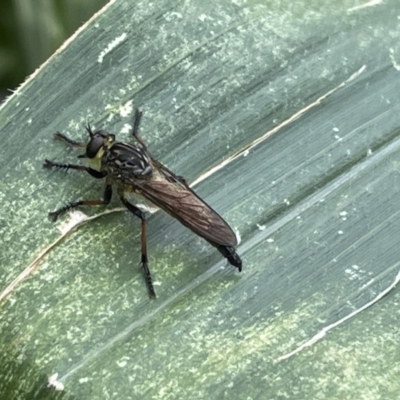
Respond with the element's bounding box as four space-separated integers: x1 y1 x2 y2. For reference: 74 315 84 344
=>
2 0 400 398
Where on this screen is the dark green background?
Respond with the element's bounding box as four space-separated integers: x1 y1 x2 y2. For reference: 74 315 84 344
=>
0 0 108 101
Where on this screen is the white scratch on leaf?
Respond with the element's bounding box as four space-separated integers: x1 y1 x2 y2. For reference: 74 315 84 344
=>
48 373 64 391
0 208 126 306
348 0 384 12
118 100 134 118
276 269 400 362
98 32 127 63
191 66 367 187
389 48 400 71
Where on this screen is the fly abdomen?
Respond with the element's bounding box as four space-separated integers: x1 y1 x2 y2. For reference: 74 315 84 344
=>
216 245 242 272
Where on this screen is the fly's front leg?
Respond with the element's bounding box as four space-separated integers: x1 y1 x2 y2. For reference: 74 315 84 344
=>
43 159 106 179
48 184 112 222
53 131 86 148
120 195 156 299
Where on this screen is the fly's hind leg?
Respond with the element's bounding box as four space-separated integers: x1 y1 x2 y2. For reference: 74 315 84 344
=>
120 195 156 299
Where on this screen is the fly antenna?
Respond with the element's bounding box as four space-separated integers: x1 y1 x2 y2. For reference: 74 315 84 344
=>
86 123 94 137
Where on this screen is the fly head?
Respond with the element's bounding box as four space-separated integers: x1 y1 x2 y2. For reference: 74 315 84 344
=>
79 125 116 159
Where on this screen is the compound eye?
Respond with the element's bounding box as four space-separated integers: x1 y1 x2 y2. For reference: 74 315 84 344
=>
86 134 105 158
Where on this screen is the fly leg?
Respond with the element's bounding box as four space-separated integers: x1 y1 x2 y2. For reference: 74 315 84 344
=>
120 195 156 299
48 184 112 222
53 131 86 148
43 159 107 179
130 108 147 149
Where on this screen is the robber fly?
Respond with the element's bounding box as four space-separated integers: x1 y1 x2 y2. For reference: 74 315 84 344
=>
44 109 242 298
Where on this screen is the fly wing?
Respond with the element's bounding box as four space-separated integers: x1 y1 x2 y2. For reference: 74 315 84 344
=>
125 162 238 247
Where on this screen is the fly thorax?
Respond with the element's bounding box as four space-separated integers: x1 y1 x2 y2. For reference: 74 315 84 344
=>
107 142 153 180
